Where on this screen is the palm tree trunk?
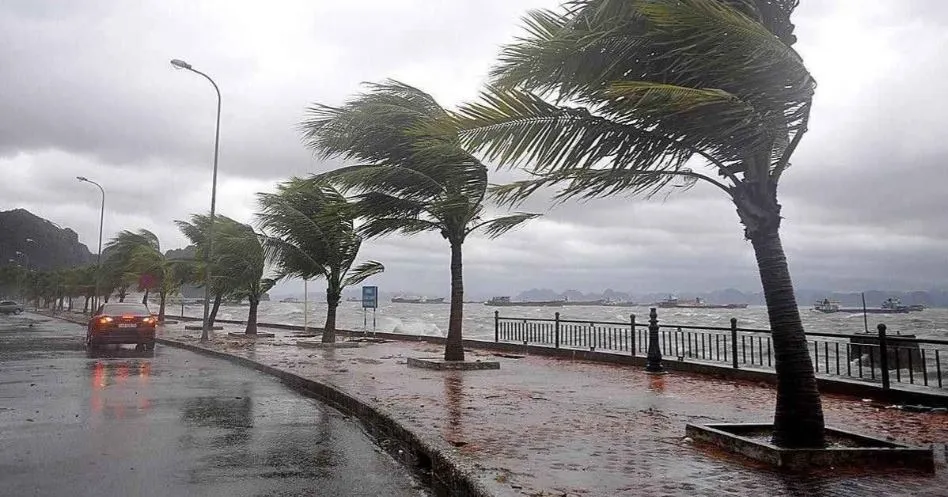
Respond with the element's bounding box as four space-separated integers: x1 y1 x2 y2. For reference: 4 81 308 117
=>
751 226 825 448
83 296 90 314
323 284 340 343
68 296 73 311
245 296 259 335
141 289 149 305
444 242 465 361
208 293 223 327
158 291 167 322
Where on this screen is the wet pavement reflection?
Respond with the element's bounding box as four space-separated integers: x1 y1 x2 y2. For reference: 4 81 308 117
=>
0 314 428 497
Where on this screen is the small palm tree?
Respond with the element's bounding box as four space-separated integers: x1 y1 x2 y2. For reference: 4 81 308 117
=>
104 229 180 321
301 81 538 360
257 178 383 343
178 214 276 334
452 0 821 446
175 216 240 327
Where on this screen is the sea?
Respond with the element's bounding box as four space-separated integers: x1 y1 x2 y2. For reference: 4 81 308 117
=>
175 300 948 341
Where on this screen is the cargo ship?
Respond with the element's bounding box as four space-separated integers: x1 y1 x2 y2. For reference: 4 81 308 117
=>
656 296 748 309
485 296 565 307
391 296 446 304
813 298 916 314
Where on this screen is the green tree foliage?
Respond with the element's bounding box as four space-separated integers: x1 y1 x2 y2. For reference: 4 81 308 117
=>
300 82 536 358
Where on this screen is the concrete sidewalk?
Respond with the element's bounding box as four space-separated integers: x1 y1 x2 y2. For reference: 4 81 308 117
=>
98 316 942 496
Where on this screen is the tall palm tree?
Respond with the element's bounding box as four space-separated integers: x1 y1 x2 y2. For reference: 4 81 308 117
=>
452 0 821 446
300 81 538 360
177 214 276 335
257 178 384 343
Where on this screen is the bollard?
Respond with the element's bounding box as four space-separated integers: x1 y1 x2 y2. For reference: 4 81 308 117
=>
730 318 739 369
878 323 890 390
554 312 561 349
645 307 665 373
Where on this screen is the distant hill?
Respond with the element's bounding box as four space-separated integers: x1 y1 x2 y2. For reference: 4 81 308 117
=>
0 208 94 270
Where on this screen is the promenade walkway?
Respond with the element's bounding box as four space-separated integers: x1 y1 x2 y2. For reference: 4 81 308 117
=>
154 324 948 496
156 319 948 495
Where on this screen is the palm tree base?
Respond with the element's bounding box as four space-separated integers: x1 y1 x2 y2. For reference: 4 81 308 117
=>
406 357 500 371
686 423 934 471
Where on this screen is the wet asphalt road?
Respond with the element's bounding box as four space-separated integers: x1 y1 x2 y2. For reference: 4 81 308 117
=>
0 313 428 497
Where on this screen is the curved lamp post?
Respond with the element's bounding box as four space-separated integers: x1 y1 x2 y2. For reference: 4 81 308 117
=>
77 177 105 312
171 58 221 341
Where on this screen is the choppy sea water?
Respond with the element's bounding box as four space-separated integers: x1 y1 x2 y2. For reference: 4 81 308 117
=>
176 301 948 341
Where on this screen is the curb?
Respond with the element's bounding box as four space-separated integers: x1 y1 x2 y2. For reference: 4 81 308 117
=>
154 336 496 497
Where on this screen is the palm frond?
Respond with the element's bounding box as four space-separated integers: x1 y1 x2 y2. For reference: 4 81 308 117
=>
467 213 541 239
342 261 385 287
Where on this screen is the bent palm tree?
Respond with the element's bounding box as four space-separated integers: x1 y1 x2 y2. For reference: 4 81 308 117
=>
301 82 538 360
453 0 822 446
180 214 276 335
175 215 242 327
257 178 384 343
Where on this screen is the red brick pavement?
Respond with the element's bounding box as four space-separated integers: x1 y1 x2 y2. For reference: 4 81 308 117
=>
159 322 948 497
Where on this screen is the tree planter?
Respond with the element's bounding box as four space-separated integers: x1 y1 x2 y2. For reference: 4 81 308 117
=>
184 324 222 331
685 423 934 472
227 332 275 338
296 341 361 349
407 357 500 371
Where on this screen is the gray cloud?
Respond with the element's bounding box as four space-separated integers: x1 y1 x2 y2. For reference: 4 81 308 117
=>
2 0 947 299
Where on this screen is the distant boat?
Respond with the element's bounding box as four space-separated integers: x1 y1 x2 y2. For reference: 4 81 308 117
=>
346 297 363 302
813 298 909 314
280 297 301 303
391 296 446 304
603 300 639 307
484 296 565 307
656 296 748 309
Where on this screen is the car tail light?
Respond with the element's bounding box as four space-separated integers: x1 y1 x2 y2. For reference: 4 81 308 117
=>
98 316 113 325
142 316 157 326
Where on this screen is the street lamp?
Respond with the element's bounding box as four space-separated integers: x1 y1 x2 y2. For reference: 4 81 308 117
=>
171 58 221 340
77 177 105 312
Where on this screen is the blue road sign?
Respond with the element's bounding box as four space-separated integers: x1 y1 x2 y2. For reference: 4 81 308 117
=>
362 286 378 309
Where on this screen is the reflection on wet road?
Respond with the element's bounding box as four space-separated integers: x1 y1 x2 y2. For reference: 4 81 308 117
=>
0 314 427 497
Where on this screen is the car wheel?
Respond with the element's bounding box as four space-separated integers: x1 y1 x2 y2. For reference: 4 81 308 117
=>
144 342 155 351
15 309 22 315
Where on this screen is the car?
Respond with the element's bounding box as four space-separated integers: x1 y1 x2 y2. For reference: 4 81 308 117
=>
87 302 158 350
0 300 24 315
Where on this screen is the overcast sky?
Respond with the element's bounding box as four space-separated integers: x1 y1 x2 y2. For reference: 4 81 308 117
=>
2 1 947 297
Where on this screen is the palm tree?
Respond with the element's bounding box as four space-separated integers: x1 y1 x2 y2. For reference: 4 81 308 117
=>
301 82 538 359
177 214 275 334
451 0 821 446
104 229 180 321
257 178 384 343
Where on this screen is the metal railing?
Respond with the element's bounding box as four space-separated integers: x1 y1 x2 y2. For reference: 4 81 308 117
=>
494 309 948 391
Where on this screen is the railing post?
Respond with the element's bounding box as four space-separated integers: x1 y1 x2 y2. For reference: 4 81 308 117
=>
730 318 739 369
878 323 890 390
494 310 499 343
645 307 665 373
554 312 561 349
630 314 636 357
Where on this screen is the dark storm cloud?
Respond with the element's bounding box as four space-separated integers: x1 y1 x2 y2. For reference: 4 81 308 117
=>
2 0 947 297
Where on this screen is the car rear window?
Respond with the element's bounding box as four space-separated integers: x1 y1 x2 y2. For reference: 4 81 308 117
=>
102 303 150 314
